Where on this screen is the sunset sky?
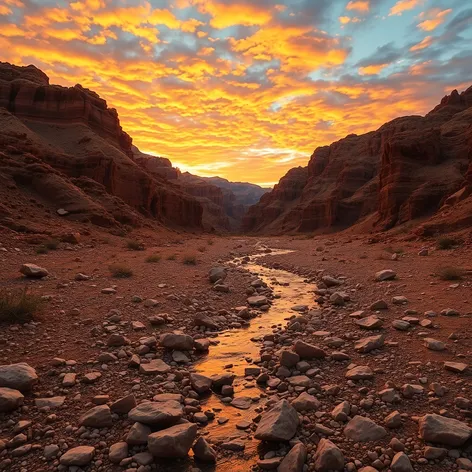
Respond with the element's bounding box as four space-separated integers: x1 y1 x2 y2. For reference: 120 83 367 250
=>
1 1 471 186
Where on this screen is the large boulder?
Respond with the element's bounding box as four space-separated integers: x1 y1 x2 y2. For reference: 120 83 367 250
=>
254 399 299 441
0 363 38 392
355 335 385 353
20 263 49 278
0 387 24 412
278 443 307 472
128 401 183 426
192 437 217 463
190 373 212 394
148 423 198 458
418 414 472 447
209 267 227 283
291 392 320 412
60 446 95 466
159 333 194 351
293 340 327 359
313 439 344 471
194 312 219 330
79 405 112 428
390 452 414 472
344 416 387 442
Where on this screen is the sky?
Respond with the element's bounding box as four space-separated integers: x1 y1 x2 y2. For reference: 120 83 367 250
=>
1 1 471 186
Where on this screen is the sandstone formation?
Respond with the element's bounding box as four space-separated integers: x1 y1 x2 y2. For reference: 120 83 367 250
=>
243 86 472 234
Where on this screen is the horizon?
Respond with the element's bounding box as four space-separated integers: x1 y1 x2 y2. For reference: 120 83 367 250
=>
1 0 471 186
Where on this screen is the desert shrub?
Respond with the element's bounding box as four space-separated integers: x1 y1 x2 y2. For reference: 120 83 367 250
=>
109 263 133 278
437 237 458 250
436 266 465 281
0 289 44 324
183 254 197 265
126 240 144 251
36 245 48 254
146 254 161 263
44 239 59 250
167 254 177 260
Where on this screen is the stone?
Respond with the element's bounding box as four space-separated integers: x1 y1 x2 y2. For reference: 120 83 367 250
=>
231 397 252 410
44 444 60 460
392 296 408 305
391 452 413 472
330 292 346 306
148 423 198 458
194 338 210 351
139 359 171 375
109 442 128 464
313 439 344 471
356 315 383 329
79 404 112 428
110 394 137 414
254 399 299 441
423 446 447 460
20 263 48 278
194 312 219 330
0 388 24 412
83 371 102 383
418 414 472 446
211 373 235 389
0 363 38 392
107 334 129 347
385 411 402 428
62 373 76 387
221 439 245 451
444 362 468 373
192 437 217 463
322 275 343 287
293 340 326 359
247 295 268 306
278 443 306 472
291 392 320 412
128 401 183 426
190 373 212 394
392 320 410 331
344 416 387 442
288 375 311 387
209 266 227 283
375 269 396 281
35 396 65 409
370 300 388 310
355 335 385 353
59 446 95 466
424 338 446 351
280 349 300 367
160 332 194 350
332 401 350 422
126 422 151 445
346 365 374 380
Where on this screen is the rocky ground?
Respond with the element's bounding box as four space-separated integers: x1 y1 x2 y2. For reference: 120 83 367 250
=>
0 227 471 472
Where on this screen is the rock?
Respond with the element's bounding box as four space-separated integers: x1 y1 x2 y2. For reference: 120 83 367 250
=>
211 373 235 389
293 340 326 359
346 365 374 380
423 446 447 460
344 416 387 442
313 439 344 471
190 373 212 394
231 397 252 410
385 411 402 428
321 275 343 287
20 263 48 278
139 359 171 375
79 405 112 428
254 399 299 441
444 361 468 373
194 338 210 351
221 439 245 451
0 363 38 392
392 320 410 331
44 444 60 460
35 396 65 409
192 437 217 463
280 349 300 367
291 392 320 411
148 423 198 458
59 446 95 466
109 442 128 464
83 371 102 384
330 292 346 306
418 414 472 446
160 332 194 350
392 296 408 305
258 457 283 469
391 452 413 472
356 315 383 329
128 401 183 426
278 443 307 472
332 401 350 422
110 394 137 414
424 338 446 351
370 300 388 310
0 388 24 412
209 267 227 283
62 373 76 387
126 422 151 445
247 295 268 306
194 312 219 330
107 334 129 347
375 269 396 281
355 335 385 353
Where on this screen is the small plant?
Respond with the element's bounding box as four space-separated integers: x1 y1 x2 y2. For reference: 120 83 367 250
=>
146 254 161 263
437 237 458 250
36 245 48 254
0 289 44 324
109 263 133 278
183 254 197 265
44 239 59 250
126 239 144 251
436 266 465 281
167 254 177 261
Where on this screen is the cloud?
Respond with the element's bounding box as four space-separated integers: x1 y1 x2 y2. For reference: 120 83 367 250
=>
346 1 370 12
389 0 423 16
417 8 452 31
410 35 433 51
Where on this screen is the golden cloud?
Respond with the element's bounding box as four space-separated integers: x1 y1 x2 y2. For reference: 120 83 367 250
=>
410 35 433 51
417 8 452 32
346 1 370 13
389 0 423 16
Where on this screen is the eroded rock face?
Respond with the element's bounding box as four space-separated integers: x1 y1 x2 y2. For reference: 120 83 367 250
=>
243 86 472 233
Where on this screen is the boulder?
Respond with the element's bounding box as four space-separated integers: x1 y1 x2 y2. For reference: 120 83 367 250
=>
160 333 194 351
128 401 183 426
418 414 472 446
293 340 326 359
79 405 112 428
345 365 374 380
291 392 320 412
391 452 413 472
35 396 65 409
126 422 151 445
192 437 217 463
278 443 307 472
0 387 24 412
355 335 385 353
20 263 48 278
194 312 219 330
139 359 171 375
344 416 387 442
356 315 383 329
109 442 128 464
60 446 95 466
110 394 137 414
313 439 344 471
375 269 396 281
148 423 198 458
247 295 268 307
190 373 212 394
0 363 38 392
254 399 299 441
209 267 227 283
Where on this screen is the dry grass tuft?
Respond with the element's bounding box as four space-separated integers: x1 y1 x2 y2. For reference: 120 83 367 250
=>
146 254 161 263
183 254 197 265
109 263 133 278
436 266 465 281
0 289 44 324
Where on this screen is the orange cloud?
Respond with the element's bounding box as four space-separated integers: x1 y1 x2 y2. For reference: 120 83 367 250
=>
346 1 369 13
417 8 452 31
410 35 433 51
358 64 388 75
389 0 423 16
